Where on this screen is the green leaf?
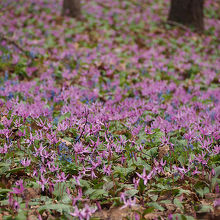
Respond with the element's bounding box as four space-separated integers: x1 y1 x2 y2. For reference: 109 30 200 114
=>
174 198 184 210
103 181 114 191
38 203 71 214
114 166 136 177
79 179 91 188
65 29 75 35
58 112 71 123
147 202 165 211
5 167 25 174
214 166 220 177
62 194 72 203
14 210 27 220
0 163 10 168
0 189 11 194
86 189 108 200
128 157 151 171
184 216 195 220
178 155 186 166
125 189 139 197
172 214 195 220
149 194 158 202
197 205 213 213
160 200 171 204
176 188 191 196
143 207 155 215
0 199 9 206
144 147 158 158
85 188 95 196
0 165 10 175
195 188 205 198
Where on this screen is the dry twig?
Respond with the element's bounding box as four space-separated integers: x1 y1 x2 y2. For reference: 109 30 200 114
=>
0 33 27 55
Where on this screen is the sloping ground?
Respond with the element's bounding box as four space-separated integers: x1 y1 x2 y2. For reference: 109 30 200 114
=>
0 0 219 219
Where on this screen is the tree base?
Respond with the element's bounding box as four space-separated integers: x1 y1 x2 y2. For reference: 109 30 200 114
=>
168 0 204 33
62 0 81 19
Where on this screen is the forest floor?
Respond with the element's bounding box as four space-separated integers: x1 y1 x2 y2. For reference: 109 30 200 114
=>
0 0 220 219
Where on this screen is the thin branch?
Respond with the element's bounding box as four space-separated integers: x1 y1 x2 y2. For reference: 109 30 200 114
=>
0 33 27 55
75 108 89 143
165 20 193 32
104 121 112 143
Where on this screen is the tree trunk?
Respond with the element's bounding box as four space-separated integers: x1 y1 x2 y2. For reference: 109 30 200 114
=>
168 0 204 32
62 0 81 19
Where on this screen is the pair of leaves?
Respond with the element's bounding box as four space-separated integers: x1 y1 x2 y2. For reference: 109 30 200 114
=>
114 165 136 178
85 188 108 200
38 203 71 214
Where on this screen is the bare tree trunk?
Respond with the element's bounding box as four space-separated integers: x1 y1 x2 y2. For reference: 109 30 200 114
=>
168 0 204 32
62 0 81 19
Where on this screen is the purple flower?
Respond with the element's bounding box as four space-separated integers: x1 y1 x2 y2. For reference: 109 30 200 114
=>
73 142 89 154
72 187 82 206
118 135 127 146
192 167 201 175
57 120 69 131
194 152 209 166
55 172 68 183
133 177 140 189
134 212 140 220
168 214 173 220
13 200 20 211
91 170 97 179
11 180 25 195
70 206 84 220
120 197 136 209
21 158 31 167
37 175 49 191
173 165 190 179
47 161 59 172
82 204 97 220
70 204 96 220
8 193 20 211
73 174 81 186
136 168 152 185
0 143 10 154
33 169 38 177
214 199 220 207
103 164 112 176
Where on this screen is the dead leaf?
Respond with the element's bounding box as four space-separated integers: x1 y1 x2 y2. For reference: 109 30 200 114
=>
0 115 7 123
0 175 11 189
92 209 109 219
93 206 143 220
144 212 162 220
27 215 38 220
164 203 176 212
59 138 72 146
158 144 169 160
205 193 218 200
23 188 40 201
110 206 142 220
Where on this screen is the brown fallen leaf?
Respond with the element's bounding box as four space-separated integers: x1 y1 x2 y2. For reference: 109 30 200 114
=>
0 175 12 189
0 115 7 123
59 138 72 146
27 215 38 220
144 212 163 220
92 209 109 219
158 144 169 160
23 188 40 201
110 206 142 220
93 205 143 220
164 203 176 212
